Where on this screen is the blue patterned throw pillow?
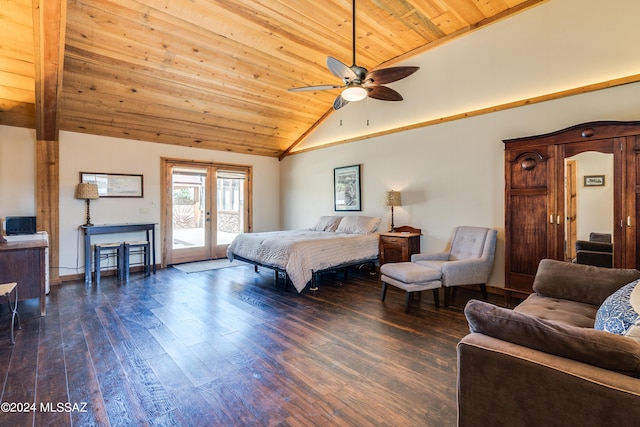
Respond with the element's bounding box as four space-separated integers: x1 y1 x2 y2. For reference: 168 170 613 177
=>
594 280 640 335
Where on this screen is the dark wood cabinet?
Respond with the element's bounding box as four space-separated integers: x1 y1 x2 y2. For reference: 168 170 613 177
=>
0 239 47 315
379 232 421 265
503 121 640 304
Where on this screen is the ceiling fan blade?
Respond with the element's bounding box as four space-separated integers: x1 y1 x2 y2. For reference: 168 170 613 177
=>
327 56 357 82
367 85 403 101
333 95 350 110
288 84 343 92
364 66 420 86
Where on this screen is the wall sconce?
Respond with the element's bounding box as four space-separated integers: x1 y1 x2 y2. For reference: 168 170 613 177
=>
75 183 99 226
385 190 402 232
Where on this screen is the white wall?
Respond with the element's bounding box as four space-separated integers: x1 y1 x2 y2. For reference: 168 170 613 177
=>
0 127 281 278
0 126 36 216
281 83 640 289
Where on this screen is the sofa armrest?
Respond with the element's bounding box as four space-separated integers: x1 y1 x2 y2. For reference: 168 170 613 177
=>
532 259 640 305
411 252 449 262
457 333 640 427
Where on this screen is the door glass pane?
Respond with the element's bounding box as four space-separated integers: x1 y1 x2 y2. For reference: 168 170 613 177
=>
172 167 207 249
217 170 245 245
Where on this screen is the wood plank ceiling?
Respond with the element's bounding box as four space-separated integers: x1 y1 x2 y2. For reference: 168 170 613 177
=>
2 0 542 158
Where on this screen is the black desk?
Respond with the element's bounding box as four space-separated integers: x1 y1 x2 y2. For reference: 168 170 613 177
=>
81 223 156 283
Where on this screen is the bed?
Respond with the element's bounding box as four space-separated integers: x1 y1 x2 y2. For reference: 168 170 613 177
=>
226 216 381 292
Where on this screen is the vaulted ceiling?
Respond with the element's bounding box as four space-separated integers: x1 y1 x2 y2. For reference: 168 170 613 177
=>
2 0 543 158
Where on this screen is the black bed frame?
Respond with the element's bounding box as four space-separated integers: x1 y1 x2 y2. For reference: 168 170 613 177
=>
231 254 378 292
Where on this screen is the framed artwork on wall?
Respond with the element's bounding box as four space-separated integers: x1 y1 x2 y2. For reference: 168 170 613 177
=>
584 175 605 187
80 172 144 197
334 164 361 211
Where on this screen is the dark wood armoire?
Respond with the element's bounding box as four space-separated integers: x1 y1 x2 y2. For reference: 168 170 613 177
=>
503 121 640 305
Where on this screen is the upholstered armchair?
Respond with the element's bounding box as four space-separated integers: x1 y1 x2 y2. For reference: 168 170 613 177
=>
411 226 497 306
575 232 613 268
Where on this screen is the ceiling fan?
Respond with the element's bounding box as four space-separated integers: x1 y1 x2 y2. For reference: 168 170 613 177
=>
288 0 419 110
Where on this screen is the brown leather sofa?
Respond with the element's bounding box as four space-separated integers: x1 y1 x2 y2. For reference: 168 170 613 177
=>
457 259 640 427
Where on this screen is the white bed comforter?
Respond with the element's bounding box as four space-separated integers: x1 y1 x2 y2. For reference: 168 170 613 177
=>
227 230 379 292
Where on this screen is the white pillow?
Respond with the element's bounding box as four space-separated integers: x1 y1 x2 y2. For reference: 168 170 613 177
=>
626 284 640 343
310 216 343 232
335 216 381 234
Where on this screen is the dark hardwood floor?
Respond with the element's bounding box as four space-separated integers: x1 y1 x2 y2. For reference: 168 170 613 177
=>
0 264 502 426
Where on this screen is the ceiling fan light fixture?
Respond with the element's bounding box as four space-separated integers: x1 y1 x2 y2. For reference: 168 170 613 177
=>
342 85 368 102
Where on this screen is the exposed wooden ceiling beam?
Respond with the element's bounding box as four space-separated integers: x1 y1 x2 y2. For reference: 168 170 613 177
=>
32 0 67 285
33 0 66 141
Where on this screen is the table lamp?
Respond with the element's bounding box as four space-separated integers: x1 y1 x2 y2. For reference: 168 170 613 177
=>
75 183 99 226
385 191 402 232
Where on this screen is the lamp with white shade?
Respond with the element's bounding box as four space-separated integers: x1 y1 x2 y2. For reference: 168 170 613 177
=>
385 190 402 232
75 183 99 226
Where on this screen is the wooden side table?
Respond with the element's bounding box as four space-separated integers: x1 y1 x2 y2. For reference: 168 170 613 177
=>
378 231 421 265
0 238 47 315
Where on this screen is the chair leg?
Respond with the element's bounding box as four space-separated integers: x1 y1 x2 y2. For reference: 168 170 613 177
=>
94 247 101 285
404 292 412 313
444 287 451 307
119 244 125 281
381 282 388 301
480 283 488 300
450 287 458 306
144 244 151 276
432 288 440 309
124 244 130 282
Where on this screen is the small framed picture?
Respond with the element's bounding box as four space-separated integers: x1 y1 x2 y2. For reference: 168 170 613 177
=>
583 175 605 187
334 164 361 211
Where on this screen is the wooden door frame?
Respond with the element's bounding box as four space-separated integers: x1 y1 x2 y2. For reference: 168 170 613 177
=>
565 159 577 261
160 157 252 267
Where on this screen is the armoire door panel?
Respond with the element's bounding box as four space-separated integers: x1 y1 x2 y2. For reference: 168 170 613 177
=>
628 136 640 268
507 194 549 276
507 151 550 190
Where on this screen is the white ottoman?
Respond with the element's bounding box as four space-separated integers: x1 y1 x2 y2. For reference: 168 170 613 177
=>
380 262 442 313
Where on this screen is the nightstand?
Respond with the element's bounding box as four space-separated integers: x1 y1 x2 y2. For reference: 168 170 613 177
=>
378 231 421 265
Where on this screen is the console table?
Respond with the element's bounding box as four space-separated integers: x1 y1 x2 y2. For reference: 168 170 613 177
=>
0 239 47 315
81 223 156 283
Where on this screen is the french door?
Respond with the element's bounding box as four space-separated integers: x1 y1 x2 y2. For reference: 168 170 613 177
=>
162 158 251 265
